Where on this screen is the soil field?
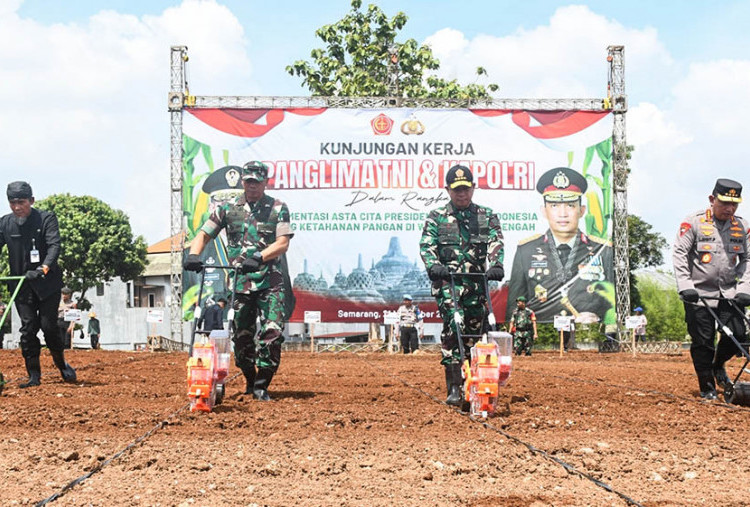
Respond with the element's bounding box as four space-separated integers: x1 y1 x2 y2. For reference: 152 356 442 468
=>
1 348 750 506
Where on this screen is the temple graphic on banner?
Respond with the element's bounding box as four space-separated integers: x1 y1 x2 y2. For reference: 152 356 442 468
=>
293 237 433 303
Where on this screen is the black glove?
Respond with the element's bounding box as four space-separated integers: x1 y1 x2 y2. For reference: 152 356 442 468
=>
25 267 45 280
679 289 699 303
735 293 750 307
486 265 505 281
428 264 450 281
183 254 204 272
241 252 264 274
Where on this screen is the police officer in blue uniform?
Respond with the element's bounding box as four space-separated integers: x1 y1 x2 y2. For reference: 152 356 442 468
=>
506 167 614 323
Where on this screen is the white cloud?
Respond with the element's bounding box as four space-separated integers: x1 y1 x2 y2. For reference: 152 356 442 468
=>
424 5 674 99
0 0 252 243
628 102 691 148
627 59 750 261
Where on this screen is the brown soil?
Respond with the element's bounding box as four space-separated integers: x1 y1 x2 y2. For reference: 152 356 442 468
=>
1 348 749 506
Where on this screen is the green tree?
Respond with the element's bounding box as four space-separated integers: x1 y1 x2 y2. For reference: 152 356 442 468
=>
286 0 498 99
637 278 687 341
627 214 667 311
36 195 148 309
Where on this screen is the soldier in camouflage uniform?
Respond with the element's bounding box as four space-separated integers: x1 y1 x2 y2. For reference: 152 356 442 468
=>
185 161 293 401
420 165 505 407
509 296 537 356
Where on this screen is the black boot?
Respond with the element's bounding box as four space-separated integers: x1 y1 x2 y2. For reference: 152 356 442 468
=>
241 366 257 395
712 363 733 391
49 349 77 383
20 356 41 388
253 368 275 401
698 371 717 400
444 363 463 407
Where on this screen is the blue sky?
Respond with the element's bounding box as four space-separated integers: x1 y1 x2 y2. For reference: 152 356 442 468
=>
3 0 750 260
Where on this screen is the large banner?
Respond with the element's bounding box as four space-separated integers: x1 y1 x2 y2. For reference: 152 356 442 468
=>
182 108 614 324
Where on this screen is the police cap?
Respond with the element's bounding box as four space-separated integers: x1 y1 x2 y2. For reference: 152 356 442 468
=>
445 165 473 189
7 181 33 200
713 178 742 203
403 294 413 300
242 161 268 182
202 166 243 193
61 287 72 295
536 167 587 202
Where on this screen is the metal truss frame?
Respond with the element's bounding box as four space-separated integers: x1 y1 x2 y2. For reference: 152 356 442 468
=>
168 45 628 345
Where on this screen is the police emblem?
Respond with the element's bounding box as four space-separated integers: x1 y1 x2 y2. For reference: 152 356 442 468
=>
701 253 712 263
679 222 691 236
552 171 570 189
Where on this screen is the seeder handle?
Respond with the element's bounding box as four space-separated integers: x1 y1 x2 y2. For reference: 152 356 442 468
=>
0 276 25 332
698 295 750 363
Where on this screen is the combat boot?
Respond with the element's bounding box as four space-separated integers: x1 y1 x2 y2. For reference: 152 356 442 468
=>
445 363 463 407
49 349 77 383
241 366 256 395
20 356 41 388
698 371 717 401
253 367 275 401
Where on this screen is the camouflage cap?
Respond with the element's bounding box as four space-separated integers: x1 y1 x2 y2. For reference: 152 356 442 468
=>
516 296 527 302
242 161 268 182
713 178 742 203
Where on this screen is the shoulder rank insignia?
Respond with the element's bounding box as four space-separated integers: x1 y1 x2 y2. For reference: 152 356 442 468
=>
518 233 542 246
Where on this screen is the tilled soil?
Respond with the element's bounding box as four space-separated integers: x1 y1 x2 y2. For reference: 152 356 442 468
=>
1 348 749 506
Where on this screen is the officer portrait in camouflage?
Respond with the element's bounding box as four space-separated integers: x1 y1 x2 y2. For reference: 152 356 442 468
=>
184 161 294 401
506 167 614 324
673 178 750 401
419 165 504 407
509 296 537 356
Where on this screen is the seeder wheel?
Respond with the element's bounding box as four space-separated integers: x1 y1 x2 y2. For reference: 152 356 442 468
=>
0 371 4 396
723 383 736 404
216 383 225 405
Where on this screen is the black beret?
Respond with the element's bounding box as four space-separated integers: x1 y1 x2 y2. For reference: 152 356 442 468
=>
7 181 33 200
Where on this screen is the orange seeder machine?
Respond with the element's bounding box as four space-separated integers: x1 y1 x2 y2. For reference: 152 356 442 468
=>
463 331 513 418
448 273 513 418
187 329 231 412
186 265 238 413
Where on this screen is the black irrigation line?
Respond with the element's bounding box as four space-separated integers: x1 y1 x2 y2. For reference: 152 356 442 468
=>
515 366 750 413
355 353 645 507
34 371 241 505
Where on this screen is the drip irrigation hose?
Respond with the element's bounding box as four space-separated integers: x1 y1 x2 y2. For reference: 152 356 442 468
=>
356 353 645 507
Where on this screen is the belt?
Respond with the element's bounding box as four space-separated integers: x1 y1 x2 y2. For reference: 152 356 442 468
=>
401 324 415 328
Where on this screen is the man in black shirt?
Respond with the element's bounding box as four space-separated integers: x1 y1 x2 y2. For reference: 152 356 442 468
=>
0 181 76 388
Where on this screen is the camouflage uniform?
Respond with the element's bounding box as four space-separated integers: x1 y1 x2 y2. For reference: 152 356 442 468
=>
509 307 536 355
201 193 293 374
420 201 504 365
